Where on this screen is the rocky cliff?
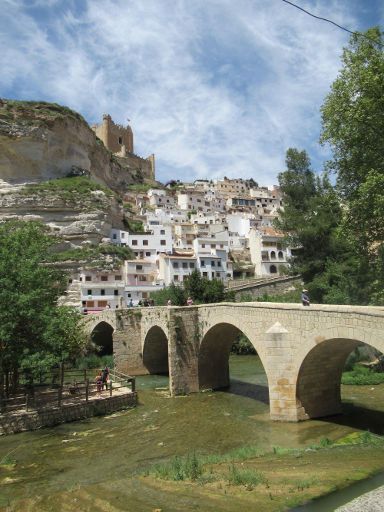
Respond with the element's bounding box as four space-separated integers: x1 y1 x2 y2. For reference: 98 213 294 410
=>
0 99 146 255
0 99 139 192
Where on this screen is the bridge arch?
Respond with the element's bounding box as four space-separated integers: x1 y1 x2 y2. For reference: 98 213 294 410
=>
142 325 169 374
198 322 269 393
90 320 114 356
296 329 384 420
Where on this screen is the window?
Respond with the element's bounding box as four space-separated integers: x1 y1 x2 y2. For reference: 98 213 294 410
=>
270 251 276 260
115 275 122 281
202 244 205 248
143 240 148 246
220 244 224 248
189 262 195 269
86 300 95 307
139 275 147 282
160 240 166 246
113 233 117 239
132 240 138 246
114 290 119 296
160 229 165 235
87 290 92 296
146 252 151 257
217 261 221 267
211 261 215 267
136 265 143 270
270 265 277 274
278 251 284 260
173 275 179 281
121 232 125 238
172 262 179 269
201 260 205 267
101 289 105 296
101 276 108 281
203 272 208 277
127 293 131 298
142 292 149 298
182 262 188 269
216 272 221 277
211 244 216 249
118 136 123 144
98 300 108 308
85 276 92 282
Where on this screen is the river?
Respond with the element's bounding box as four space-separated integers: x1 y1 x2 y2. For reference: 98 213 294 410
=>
1 355 384 511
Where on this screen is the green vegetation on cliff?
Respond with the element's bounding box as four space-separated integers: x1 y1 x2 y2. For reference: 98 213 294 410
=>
52 243 134 269
0 99 86 125
20 176 114 200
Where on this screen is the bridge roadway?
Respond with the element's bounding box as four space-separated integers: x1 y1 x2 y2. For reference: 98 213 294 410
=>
84 302 384 422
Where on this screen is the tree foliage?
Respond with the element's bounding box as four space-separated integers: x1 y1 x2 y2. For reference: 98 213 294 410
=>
151 270 231 305
0 221 86 383
278 28 384 306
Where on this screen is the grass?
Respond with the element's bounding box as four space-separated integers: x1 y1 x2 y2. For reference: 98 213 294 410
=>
146 432 384 486
342 364 384 385
0 99 86 125
50 243 134 267
19 176 114 200
227 463 266 487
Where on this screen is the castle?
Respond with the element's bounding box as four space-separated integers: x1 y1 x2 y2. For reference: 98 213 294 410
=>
92 114 155 181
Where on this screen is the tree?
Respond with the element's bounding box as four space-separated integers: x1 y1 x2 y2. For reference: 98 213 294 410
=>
276 149 363 303
0 221 86 388
320 27 384 248
151 270 229 305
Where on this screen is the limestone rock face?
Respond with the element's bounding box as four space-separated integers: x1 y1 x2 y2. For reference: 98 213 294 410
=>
0 99 136 193
0 188 124 247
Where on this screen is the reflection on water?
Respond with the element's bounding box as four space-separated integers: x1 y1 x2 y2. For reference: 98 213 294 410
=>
1 355 384 508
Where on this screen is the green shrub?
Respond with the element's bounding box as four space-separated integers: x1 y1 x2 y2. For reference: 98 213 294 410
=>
342 364 384 385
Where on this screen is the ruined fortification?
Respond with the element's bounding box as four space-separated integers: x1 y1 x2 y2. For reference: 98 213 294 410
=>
92 114 155 181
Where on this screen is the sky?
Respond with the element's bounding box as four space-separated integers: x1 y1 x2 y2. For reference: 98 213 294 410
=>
1 1 383 186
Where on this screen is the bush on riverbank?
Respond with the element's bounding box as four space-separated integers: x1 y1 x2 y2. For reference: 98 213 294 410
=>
74 354 114 370
342 364 384 385
231 334 256 355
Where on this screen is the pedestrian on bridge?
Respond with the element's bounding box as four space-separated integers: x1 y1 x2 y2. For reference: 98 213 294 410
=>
301 289 310 306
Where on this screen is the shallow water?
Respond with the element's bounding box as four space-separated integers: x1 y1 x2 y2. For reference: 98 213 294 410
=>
1 355 384 509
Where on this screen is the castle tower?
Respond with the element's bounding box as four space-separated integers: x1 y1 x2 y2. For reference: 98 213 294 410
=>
92 114 134 154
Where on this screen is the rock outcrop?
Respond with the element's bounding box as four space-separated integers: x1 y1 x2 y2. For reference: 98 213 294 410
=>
0 99 138 193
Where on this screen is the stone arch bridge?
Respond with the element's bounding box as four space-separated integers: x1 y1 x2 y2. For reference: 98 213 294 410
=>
83 303 384 422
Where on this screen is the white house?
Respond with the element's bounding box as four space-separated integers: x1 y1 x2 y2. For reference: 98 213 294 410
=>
124 259 164 305
249 227 291 276
79 268 125 312
158 253 197 285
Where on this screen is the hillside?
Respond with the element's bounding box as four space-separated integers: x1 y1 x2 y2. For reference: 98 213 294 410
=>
0 99 155 269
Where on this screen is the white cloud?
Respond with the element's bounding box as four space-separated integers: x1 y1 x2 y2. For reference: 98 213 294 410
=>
0 0 368 184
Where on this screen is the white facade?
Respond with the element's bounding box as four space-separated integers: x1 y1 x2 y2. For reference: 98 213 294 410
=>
158 254 197 285
124 259 164 305
249 228 291 277
177 190 212 213
80 268 125 312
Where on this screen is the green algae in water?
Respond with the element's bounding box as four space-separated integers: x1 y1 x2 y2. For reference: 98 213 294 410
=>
1 355 384 511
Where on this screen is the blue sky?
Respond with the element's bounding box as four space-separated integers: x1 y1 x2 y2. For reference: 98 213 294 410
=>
1 1 383 185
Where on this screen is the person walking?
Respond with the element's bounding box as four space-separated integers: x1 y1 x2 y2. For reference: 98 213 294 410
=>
187 296 193 306
301 289 310 306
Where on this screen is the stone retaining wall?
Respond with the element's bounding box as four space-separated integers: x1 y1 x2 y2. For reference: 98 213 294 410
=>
0 392 137 435
232 276 301 299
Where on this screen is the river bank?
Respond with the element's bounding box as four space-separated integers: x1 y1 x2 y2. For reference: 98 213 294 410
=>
1 355 383 511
